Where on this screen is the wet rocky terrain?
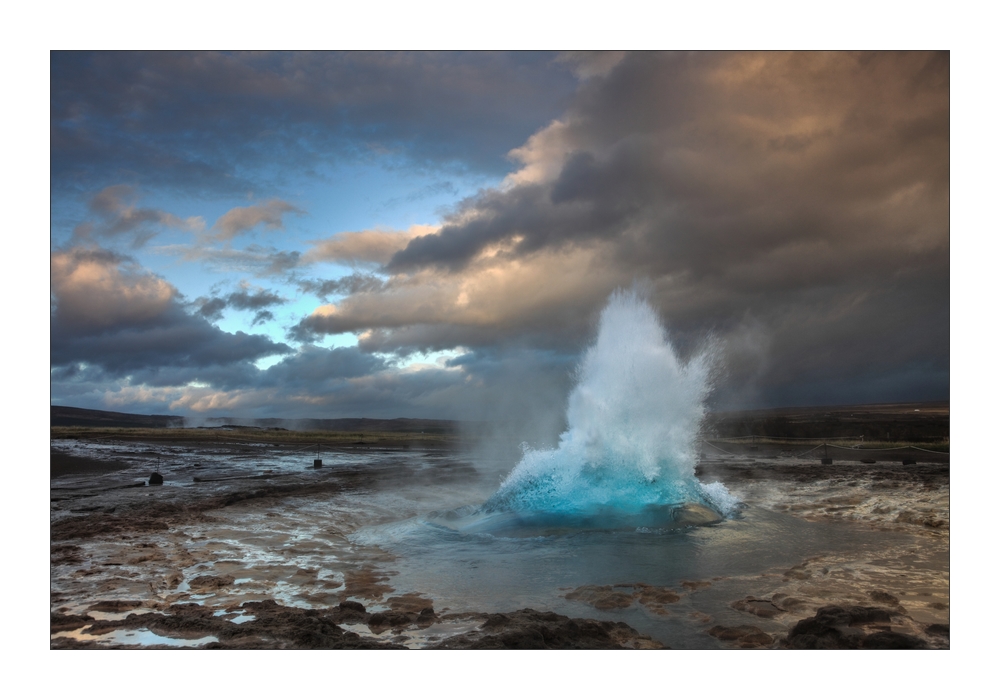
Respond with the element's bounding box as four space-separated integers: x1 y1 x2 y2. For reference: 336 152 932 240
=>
50 426 948 650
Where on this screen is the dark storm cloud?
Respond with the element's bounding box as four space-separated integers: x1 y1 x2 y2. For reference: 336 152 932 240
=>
390 52 948 276
297 273 388 302
51 246 291 378
257 345 387 388
51 343 483 420
51 51 579 196
288 257 611 355
73 184 203 247
196 285 285 321
51 304 290 374
387 182 619 271
197 297 228 321
339 51 948 406
52 361 262 394
226 288 285 311
52 51 951 417
249 353 573 422
251 310 275 326
54 344 383 395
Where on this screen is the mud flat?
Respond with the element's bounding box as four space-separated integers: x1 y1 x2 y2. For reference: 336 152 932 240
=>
50 434 948 649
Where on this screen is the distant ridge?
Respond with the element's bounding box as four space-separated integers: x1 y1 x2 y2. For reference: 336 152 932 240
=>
50 405 462 434
198 416 461 434
704 401 949 442
52 402 948 441
51 405 184 429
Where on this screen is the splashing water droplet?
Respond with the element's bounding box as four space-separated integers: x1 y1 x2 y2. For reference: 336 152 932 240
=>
482 287 736 522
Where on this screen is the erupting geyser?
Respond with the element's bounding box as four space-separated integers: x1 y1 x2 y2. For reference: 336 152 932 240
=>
482 288 738 525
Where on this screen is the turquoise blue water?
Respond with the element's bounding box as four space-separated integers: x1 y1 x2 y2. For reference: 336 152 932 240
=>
482 289 737 520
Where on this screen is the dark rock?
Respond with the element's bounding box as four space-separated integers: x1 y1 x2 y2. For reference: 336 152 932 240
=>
148 472 164 485
384 593 434 613
386 612 413 628
634 585 681 608
564 583 680 615
188 574 235 590
50 612 95 633
593 592 634 610
925 623 949 637
861 631 927 649
868 590 900 606
88 600 143 612
431 608 664 650
229 599 404 649
770 594 808 612
50 544 84 565
707 625 774 648
564 585 634 610
783 606 901 649
681 580 712 591
338 600 366 613
732 597 784 618
53 596 668 650
895 510 947 529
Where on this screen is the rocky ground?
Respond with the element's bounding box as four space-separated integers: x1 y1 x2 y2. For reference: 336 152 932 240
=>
51 435 949 650
51 601 665 650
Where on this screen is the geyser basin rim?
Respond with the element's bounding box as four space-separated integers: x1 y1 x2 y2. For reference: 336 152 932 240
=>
426 498 727 538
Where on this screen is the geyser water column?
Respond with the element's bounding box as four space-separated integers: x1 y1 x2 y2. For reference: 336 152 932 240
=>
481 288 738 525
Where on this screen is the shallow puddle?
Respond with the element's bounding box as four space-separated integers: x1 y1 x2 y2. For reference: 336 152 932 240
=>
53 627 218 648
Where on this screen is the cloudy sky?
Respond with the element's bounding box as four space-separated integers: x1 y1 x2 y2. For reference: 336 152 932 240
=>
50 51 949 421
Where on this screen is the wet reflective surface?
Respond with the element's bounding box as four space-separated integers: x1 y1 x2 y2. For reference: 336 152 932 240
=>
51 438 949 648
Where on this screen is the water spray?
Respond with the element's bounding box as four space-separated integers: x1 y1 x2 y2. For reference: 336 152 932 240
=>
482 287 738 520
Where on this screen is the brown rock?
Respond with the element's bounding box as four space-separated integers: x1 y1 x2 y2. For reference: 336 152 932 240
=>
707 625 773 648
868 590 900 606
338 600 366 613
732 597 784 618
51 612 95 633
188 574 235 590
781 606 904 649
431 608 664 650
681 580 712 591
88 600 143 612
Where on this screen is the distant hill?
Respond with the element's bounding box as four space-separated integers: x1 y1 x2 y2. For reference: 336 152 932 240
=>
50 405 462 434
51 405 185 429
704 401 949 442
194 416 461 434
52 402 948 442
